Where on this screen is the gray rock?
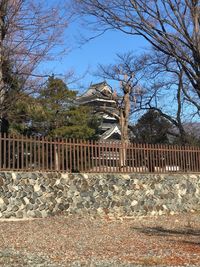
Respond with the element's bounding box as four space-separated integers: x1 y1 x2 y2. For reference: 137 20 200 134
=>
103 191 108 198
26 184 34 192
27 210 35 217
0 177 4 186
12 191 17 198
7 172 13 177
64 203 70 210
36 190 43 197
12 205 19 212
16 173 22 179
50 179 57 186
51 203 57 211
58 203 65 211
48 186 54 192
60 178 68 185
35 198 41 205
0 172 6 179
26 203 34 211
20 191 27 198
39 204 46 211
33 204 39 210
46 173 53 179
0 204 7 212
57 190 63 198
40 210 48 217
67 197 73 203
29 198 35 204
44 179 51 186
40 185 46 192
5 213 12 219
93 202 100 209
85 201 90 209
16 211 24 218
187 182 196 194
31 173 37 180
34 210 42 218
3 197 9 205
20 173 29 179
77 202 84 209
48 196 57 205
13 179 20 185
3 185 9 192
32 192 39 199
80 191 89 197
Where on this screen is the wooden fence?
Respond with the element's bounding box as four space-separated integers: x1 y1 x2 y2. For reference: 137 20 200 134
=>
0 134 200 173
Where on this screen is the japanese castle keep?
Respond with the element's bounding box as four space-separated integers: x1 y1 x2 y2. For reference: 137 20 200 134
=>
77 82 121 140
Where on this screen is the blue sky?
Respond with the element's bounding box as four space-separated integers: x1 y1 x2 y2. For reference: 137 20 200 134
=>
38 10 199 123
41 20 149 93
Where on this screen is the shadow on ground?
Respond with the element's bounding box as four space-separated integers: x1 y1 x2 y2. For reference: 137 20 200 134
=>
131 225 200 247
131 225 200 237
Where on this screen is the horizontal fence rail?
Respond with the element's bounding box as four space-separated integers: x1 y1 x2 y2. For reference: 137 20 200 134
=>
0 134 200 173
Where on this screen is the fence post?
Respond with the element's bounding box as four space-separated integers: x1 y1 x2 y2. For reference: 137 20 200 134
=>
0 135 200 173
54 138 59 171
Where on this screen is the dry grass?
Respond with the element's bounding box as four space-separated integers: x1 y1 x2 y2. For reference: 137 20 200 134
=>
0 212 200 266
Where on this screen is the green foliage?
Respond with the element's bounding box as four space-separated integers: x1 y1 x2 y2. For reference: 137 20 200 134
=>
133 110 172 144
8 76 100 140
57 105 100 139
36 75 76 136
8 92 44 135
39 75 76 112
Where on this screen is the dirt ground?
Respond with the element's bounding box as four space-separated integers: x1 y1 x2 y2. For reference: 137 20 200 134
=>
0 212 200 266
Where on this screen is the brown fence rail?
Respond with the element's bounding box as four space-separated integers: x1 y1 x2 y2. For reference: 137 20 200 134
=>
0 134 200 173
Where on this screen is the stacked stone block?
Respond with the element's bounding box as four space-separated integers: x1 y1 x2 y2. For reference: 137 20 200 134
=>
0 172 200 219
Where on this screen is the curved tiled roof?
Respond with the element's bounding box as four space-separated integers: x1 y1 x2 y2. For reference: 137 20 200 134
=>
100 125 121 140
77 81 114 103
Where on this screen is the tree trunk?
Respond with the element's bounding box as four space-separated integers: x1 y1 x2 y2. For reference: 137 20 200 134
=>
0 1 7 133
119 84 131 169
54 143 59 171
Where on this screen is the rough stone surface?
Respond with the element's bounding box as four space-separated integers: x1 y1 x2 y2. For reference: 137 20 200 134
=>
0 172 200 218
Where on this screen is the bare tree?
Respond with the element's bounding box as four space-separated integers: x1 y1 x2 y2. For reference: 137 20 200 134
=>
72 0 200 110
98 51 199 145
98 53 144 143
97 54 145 168
134 50 200 144
0 0 70 131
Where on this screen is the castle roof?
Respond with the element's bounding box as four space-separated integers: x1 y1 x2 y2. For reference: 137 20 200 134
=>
77 81 116 105
100 125 121 140
77 81 121 140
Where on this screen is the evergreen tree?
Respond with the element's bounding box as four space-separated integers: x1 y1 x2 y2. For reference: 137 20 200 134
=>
8 92 44 135
37 75 76 137
133 110 172 144
8 76 100 139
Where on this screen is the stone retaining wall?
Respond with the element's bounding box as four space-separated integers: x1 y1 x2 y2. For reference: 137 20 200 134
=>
0 172 200 219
